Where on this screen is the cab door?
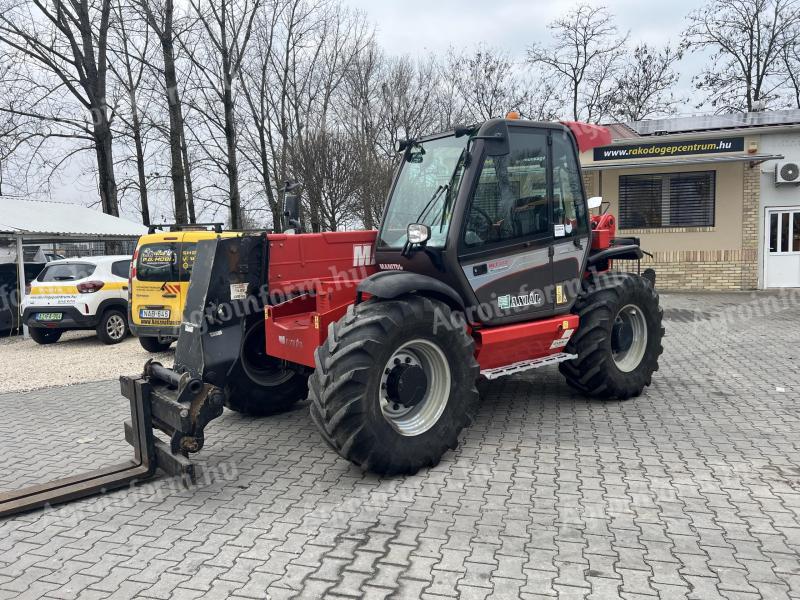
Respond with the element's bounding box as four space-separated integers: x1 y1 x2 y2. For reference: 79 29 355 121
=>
457 126 555 325
550 130 591 312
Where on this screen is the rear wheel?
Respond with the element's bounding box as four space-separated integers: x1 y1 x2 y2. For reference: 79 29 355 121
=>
224 321 309 416
29 327 63 345
139 336 174 353
559 272 664 399
96 309 129 345
309 296 479 476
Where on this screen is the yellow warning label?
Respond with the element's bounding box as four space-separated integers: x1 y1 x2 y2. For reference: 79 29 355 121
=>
556 285 565 304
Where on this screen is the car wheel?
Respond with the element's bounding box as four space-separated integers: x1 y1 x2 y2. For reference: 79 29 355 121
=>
97 309 129 345
29 327 63 345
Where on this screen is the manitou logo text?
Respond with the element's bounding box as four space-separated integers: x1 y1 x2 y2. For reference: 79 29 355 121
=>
277 335 303 348
353 244 376 267
498 291 544 310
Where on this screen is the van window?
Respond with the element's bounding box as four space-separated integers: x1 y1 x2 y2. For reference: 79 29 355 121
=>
137 244 178 281
111 260 131 278
137 243 196 282
39 263 96 282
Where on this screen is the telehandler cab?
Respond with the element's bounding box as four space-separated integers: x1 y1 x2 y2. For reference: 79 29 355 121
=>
0 117 663 516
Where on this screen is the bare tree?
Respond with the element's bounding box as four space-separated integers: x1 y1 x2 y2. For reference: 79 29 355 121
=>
527 4 627 122
445 46 532 123
683 0 800 111
185 0 261 229
782 40 800 106
109 0 152 224
133 0 193 223
612 44 684 121
0 0 119 215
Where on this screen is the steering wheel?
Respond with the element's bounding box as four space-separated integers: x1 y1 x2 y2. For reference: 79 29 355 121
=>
467 207 497 243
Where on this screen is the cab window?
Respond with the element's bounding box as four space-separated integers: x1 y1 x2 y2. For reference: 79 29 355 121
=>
552 132 588 238
137 244 178 281
463 130 550 248
111 260 131 278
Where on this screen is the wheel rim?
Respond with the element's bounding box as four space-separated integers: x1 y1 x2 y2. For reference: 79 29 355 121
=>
106 314 126 340
379 338 451 437
611 304 648 372
241 324 294 386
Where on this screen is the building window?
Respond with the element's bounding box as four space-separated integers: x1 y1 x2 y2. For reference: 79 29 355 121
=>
619 171 715 229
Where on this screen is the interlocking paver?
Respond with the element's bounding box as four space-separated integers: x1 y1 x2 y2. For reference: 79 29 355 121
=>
1 292 800 598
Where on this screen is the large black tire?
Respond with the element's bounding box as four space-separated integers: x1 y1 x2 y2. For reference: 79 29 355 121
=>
309 296 480 476
138 336 174 353
559 272 664 399
224 321 309 416
96 308 129 345
29 327 63 345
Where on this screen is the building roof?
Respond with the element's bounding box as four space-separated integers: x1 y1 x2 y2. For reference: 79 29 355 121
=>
0 198 146 239
603 109 800 142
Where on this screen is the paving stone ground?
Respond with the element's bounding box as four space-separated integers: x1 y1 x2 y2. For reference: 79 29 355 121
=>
0 291 799 599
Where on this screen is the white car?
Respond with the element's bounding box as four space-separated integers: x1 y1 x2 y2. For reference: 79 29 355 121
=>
21 255 132 345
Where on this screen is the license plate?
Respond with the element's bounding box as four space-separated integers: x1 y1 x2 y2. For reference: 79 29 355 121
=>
36 312 62 321
140 308 170 319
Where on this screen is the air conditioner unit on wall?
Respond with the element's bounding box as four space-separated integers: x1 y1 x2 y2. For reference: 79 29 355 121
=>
775 161 800 184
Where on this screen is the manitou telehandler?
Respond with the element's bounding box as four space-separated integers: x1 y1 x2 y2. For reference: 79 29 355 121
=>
0 116 663 516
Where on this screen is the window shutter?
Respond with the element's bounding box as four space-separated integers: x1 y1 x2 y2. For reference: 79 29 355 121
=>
619 171 715 229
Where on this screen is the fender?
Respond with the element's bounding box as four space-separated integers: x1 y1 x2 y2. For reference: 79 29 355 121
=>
587 244 643 268
356 271 465 310
97 297 128 316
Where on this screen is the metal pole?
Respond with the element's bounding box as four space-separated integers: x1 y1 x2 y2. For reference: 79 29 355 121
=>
15 234 28 339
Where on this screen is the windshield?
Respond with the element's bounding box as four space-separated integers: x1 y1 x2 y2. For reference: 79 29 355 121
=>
378 135 468 249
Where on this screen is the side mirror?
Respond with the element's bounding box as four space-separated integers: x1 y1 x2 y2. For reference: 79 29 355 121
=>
407 223 431 245
587 196 603 210
284 193 300 223
283 181 303 233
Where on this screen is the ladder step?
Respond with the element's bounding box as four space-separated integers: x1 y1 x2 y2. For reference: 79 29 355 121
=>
480 352 577 380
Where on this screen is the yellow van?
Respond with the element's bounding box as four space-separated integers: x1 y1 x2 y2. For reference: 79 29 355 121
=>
129 224 239 352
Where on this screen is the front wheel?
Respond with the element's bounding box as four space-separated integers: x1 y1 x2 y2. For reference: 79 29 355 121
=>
559 272 664 399
309 296 479 476
224 321 309 416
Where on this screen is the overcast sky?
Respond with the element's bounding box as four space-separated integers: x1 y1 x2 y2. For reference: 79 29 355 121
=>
40 0 707 212
344 0 699 61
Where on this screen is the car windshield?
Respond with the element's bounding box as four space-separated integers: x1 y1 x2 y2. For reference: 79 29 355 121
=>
38 263 96 282
378 134 468 249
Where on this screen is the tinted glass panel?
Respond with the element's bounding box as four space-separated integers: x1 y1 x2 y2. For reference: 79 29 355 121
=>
464 130 549 247
794 213 800 252
137 244 178 282
781 212 790 252
770 213 778 252
38 263 96 282
552 132 588 237
111 260 130 278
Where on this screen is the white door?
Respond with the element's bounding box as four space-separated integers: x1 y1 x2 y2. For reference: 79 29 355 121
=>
765 208 800 287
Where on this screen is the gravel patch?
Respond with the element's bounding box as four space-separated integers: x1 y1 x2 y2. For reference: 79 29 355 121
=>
0 330 173 393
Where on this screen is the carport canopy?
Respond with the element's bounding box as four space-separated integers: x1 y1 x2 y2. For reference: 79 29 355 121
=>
0 197 146 334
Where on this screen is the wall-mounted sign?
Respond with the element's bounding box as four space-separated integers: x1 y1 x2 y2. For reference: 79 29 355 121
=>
593 137 745 161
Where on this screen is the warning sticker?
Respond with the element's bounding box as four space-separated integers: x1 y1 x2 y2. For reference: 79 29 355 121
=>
230 282 248 300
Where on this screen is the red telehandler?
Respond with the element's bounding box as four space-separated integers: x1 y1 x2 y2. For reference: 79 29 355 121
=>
0 117 663 516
